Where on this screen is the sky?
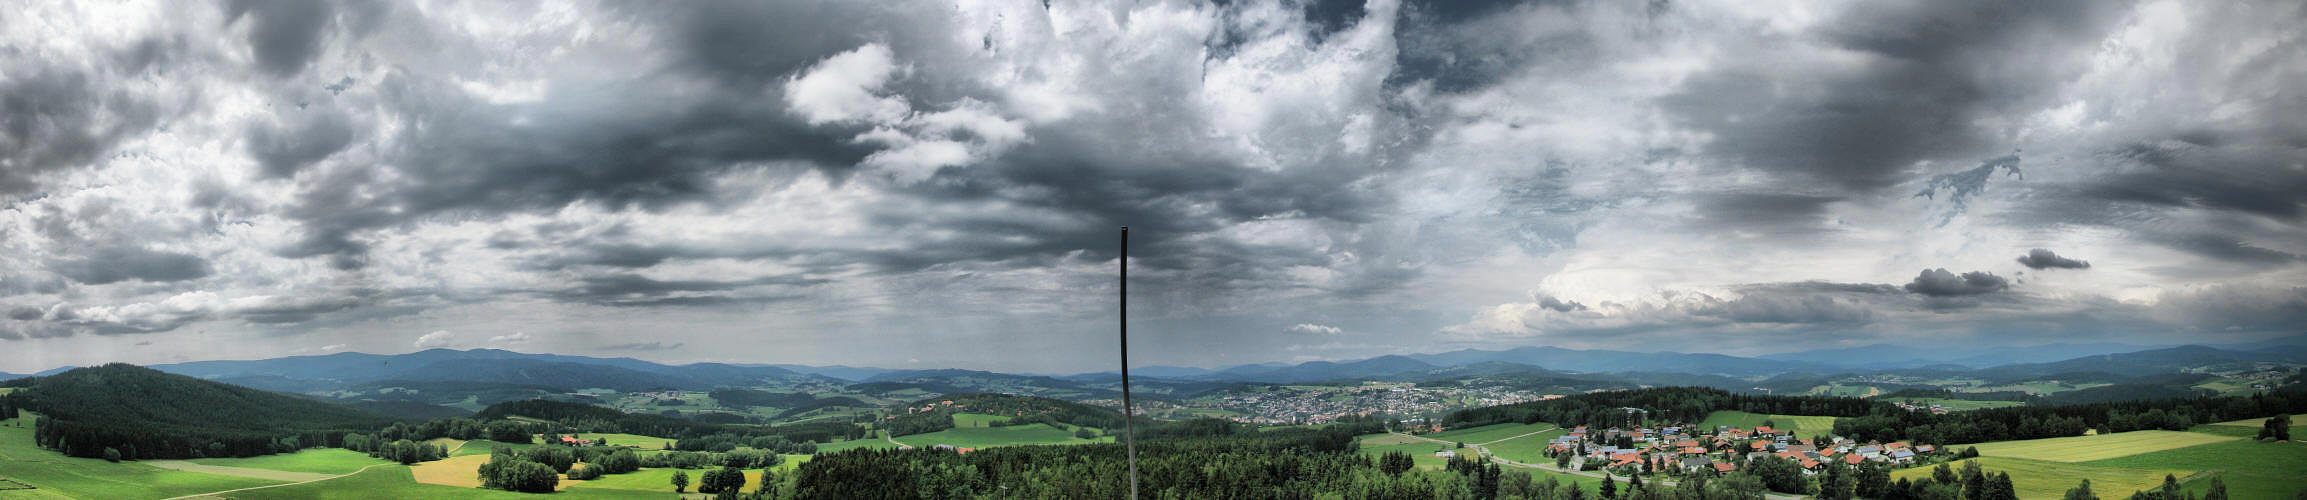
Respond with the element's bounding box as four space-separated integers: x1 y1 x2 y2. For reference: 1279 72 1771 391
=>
2 0 2303 374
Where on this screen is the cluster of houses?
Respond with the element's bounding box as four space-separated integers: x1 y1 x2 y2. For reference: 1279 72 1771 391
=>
897 400 969 416
554 435 597 447
1544 423 1935 476
1890 400 1956 414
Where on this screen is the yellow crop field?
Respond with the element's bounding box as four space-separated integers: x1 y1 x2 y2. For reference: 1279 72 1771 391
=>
1968 430 2236 463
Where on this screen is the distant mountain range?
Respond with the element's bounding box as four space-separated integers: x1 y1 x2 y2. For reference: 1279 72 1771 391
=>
140 348 835 392
10 335 2303 400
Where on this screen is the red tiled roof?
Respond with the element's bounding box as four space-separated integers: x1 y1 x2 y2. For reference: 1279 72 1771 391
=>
1844 454 1864 465
1713 462 1737 472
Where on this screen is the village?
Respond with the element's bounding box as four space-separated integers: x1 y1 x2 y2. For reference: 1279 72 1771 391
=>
1179 383 1558 425
1401 415 1949 485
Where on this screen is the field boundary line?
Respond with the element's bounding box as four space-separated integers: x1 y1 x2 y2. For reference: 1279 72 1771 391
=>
159 463 388 500
1477 427 1558 446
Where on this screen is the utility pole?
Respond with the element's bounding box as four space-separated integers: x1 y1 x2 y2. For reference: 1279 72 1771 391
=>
1119 226 1138 499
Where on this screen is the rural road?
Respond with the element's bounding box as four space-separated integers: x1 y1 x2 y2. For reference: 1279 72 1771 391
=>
1384 429 1803 500
158 463 388 500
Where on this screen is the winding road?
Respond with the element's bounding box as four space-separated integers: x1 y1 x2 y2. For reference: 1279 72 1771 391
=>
157 464 389 500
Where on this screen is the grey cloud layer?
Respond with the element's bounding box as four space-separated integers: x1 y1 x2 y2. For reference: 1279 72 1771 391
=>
1 0 2303 372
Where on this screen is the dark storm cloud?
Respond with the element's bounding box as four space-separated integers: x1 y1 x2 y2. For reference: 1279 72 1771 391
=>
627 0 883 87
224 0 336 77
47 247 213 285
234 295 361 324
6 307 41 321
2017 249 2090 270
245 106 357 178
273 70 873 266
546 273 826 307
1694 192 1843 233
1382 0 1559 92
1903 268 2010 297
2155 234 2303 266
1662 1 2128 191
600 341 684 352
1535 294 1584 312
2075 141 2307 222
0 64 164 195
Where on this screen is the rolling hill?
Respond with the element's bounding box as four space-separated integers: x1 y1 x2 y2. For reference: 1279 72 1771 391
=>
8 364 394 459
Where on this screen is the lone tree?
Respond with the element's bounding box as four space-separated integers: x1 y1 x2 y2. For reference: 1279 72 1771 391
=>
2261 414 2292 441
2062 479 2097 500
671 470 690 493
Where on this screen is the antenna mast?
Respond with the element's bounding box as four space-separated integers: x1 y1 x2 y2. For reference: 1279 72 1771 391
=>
1119 226 1138 499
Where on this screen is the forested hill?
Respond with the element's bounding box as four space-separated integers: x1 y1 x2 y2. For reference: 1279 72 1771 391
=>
5 363 394 459
911 393 1125 426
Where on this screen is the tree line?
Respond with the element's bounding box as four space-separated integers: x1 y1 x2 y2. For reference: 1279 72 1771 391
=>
1446 387 1883 429
1833 388 2307 445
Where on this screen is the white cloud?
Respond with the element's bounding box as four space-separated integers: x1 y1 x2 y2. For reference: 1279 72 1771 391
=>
319 344 345 351
1285 323 1342 335
414 330 455 348
487 332 531 344
785 43 909 125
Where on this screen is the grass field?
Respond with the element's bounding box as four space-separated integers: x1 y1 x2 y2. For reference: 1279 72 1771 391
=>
1891 457 2195 499
2083 439 2307 499
408 454 491 487
890 423 1109 449
952 413 1010 428
2209 413 2306 428
568 433 677 450
566 466 776 493
1354 434 1457 470
448 439 538 457
1694 411 1840 438
224 464 659 499
1968 430 2236 463
186 448 392 475
1424 422 1559 445
815 435 902 453
1486 428 1570 465
0 410 288 499
1898 398 2027 411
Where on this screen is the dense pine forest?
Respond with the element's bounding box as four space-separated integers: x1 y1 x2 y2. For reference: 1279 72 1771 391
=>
1444 385 2307 446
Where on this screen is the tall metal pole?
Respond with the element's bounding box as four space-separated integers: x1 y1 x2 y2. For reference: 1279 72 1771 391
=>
1119 226 1138 500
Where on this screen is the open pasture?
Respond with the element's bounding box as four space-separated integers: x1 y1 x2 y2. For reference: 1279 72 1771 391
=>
2084 439 2307 500
1485 428 1570 465
1891 457 2194 500
186 448 391 475
890 422 1107 449
223 464 658 499
1424 422 1558 445
1694 411 1840 438
1968 430 2235 463
0 410 286 499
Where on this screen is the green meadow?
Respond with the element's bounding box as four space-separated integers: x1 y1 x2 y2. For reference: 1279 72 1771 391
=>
1694 411 1840 438
1967 430 2235 463
889 422 1109 449
2083 439 2307 500
1425 422 1559 445
0 410 285 500
223 464 658 499
1485 428 1569 465
1890 456 2193 499
186 448 391 475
